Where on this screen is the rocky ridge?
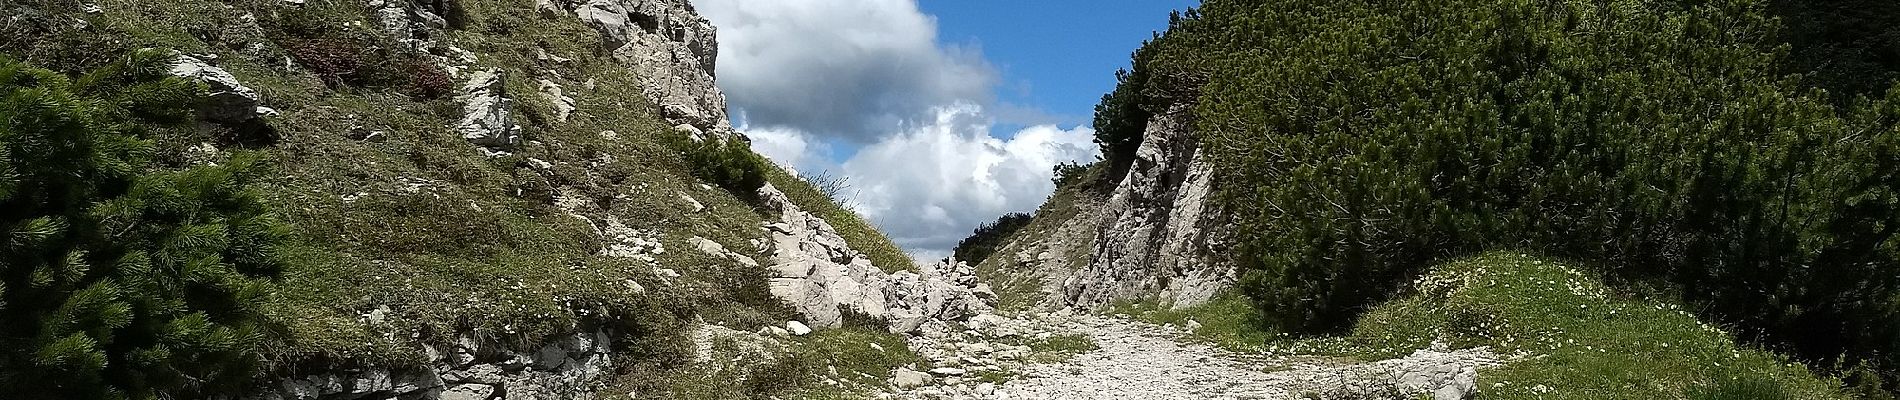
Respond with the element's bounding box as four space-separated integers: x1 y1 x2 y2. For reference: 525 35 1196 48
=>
216 0 951 398
980 102 1235 312
1065 104 1232 309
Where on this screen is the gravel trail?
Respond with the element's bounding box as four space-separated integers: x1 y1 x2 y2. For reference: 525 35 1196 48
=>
996 316 1315 399
891 313 1496 400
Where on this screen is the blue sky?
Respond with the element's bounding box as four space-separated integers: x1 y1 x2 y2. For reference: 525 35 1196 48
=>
699 0 1197 259
920 1 1200 133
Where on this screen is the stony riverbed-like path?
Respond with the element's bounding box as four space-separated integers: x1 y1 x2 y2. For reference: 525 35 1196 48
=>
996 316 1311 399
888 313 1498 400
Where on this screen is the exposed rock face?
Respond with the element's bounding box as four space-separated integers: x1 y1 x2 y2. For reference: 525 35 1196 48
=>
548 0 731 136
170 54 272 124
755 183 996 331
245 331 615 400
981 102 1235 312
1063 103 1235 309
453 69 522 148
1370 346 1488 400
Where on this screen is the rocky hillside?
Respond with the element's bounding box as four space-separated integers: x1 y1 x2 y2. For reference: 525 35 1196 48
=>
0 0 1004 399
974 93 1234 313
972 0 1899 397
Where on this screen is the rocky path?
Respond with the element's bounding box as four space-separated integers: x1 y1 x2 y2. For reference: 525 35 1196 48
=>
995 316 1306 399
890 312 1497 400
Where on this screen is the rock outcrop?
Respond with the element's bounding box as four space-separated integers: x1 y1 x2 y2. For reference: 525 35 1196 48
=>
1063 103 1234 309
453 69 522 148
756 183 995 331
548 0 732 136
170 54 274 125
981 102 1236 312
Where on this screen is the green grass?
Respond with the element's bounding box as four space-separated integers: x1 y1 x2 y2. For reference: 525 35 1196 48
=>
1109 292 1276 353
1109 253 1850 399
635 326 919 399
762 164 916 273
1025 334 1100 363
2 3 870 398
973 162 1114 311
1285 252 1849 399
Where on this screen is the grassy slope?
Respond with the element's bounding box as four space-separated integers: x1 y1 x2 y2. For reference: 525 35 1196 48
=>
974 163 1114 311
1118 253 1847 399
762 164 916 273
8 0 921 397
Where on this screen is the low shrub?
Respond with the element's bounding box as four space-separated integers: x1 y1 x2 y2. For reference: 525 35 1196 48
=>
0 51 286 399
265 3 453 99
1050 161 1089 187
670 136 767 204
1127 0 1900 382
953 212 1034 265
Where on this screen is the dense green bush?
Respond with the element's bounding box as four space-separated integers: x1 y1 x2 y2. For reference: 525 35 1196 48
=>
1050 161 1089 187
1772 0 1900 104
672 136 767 204
1091 61 1152 177
1120 0 1900 381
1091 11 1206 179
953 212 1033 265
0 52 285 399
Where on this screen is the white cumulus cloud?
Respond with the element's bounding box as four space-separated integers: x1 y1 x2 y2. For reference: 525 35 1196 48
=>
844 104 1097 255
699 0 996 142
700 0 1101 258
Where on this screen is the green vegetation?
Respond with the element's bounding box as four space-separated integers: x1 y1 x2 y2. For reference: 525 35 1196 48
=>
1090 29 1161 178
641 326 919 400
1022 334 1099 363
952 212 1033 265
1307 253 1848 399
1096 0 1900 386
1050 161 1089 187
669 134 768 204
1110 293 1274 352
1772 0 1900 104
265 2 453 97
0 52 284 399
763 163 917 273
974 162 1114 311
1 0 909 398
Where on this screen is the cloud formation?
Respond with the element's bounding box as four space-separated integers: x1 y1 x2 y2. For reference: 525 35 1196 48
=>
844 104 1097 256
699 0 996 142
700 0 1100 258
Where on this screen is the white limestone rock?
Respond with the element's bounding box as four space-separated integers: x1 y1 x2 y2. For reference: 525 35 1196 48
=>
453 69 522 148
169 55 269 124
786 320 813 336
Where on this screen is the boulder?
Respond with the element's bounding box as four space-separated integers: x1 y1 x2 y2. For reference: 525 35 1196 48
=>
453 69 521 148
1375 347 1485 400
786 321 813 336
928 367 967 376
891 368 932 388
536 79 576 123
169 55 267 124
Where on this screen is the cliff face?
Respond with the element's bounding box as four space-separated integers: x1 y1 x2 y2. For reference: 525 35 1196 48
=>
1065 104 1232 309
980 101 1234 311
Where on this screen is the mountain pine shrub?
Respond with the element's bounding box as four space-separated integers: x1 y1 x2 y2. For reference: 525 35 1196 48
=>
667 134 767 205
0 51 286 399
1118 0 1900 381
953 212 1034 265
